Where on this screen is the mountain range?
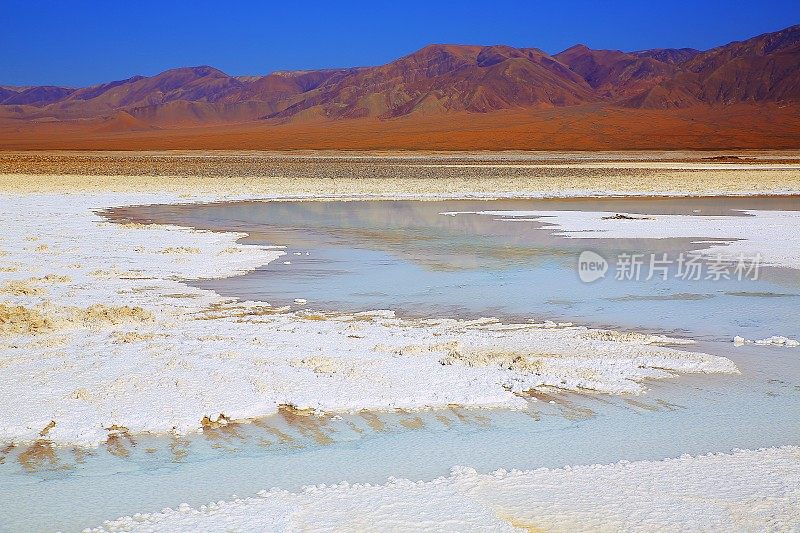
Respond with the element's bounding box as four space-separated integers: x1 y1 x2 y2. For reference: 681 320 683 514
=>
1 24 798 149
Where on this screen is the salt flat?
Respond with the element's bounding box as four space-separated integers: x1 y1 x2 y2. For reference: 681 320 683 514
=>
1 153 797 532
0 192 736 446
88 446 800 532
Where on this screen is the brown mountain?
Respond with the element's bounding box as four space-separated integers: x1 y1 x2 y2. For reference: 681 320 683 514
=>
0 86 76 107
631 48 700 65
628 24 800 108
0 25 798 149
553 45 679 99
267 44 596 119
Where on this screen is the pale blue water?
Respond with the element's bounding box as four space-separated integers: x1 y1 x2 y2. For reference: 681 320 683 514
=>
2 197 799 532
114 196 800 340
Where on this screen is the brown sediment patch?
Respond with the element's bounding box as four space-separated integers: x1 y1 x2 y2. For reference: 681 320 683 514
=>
73 447 95 464
0 266 18 272
279 405 335 445
76 304 153 326
435 414 453 427
299 314 327 321
448 405 492 428
159 246 201 254
119 222 152 229
398 413 425 430
18 440 60 472
528 389 596 421
201 413 246 446
0 442 15 464
169 435 190 462
162 292 202 299
18 421 63 472
112 331 156 344
200 413 232 429
194 302 288 320
37 274 71 283
342 312 385 324
580 329 679 344
91 269 148 280
0 279 45 296
359 410 387 432
252 419 296 445
39 420 56 437
69 388 92 401
0 303 53 335
496 515 547 533
106 427 136 458
440 347 556 375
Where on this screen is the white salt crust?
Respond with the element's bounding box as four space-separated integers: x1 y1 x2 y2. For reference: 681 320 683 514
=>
445 209 800 269
87 446 800 532
0 193 737 447
734 335 799 347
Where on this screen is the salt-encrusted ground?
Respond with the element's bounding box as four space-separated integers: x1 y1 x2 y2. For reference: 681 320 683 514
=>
450 209 800 269
734 335 799 347
0 193 738 447
89 446 800 532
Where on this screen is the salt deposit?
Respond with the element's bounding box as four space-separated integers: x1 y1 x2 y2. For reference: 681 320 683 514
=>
0 193 738 447
444 209 800 269
734 335 799 347
87 446 800 532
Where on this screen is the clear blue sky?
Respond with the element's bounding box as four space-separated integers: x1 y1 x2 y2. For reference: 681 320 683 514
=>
2 0 798 87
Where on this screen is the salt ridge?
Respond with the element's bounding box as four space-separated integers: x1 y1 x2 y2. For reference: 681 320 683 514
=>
87 446 800 532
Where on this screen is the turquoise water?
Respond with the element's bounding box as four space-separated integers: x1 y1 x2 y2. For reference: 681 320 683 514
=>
2 196 799 532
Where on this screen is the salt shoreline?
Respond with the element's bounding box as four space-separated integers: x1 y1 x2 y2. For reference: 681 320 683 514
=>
445 208 800 269
87 445 800 532
0 191 740 447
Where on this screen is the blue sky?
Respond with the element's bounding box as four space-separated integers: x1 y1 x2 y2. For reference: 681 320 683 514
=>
2 0 798 87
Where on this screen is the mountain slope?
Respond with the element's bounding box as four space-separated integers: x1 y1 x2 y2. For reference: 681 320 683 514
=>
1 86 76 107
554 45 678 99
631 48 701 64
267 44 597 120
0 24 797 128
627 24 800 108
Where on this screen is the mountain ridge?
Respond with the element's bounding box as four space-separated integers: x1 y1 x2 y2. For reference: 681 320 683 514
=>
0 25 798 150
1 25 798 125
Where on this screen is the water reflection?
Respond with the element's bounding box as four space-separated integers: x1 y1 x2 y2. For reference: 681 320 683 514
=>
105 197 800 340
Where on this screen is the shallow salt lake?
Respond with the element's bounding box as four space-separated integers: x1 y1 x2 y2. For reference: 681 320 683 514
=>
113 195 800 340
3 196 799 532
